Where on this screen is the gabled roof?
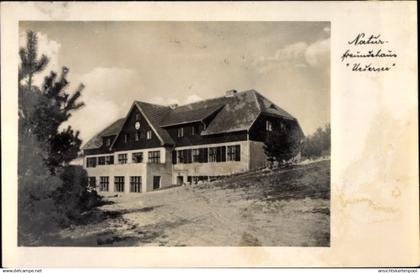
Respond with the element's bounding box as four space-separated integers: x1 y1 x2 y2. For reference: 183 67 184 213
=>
81 118 125 150
83 89 300 150
134 101 174 145
200 90 261 135
160 103 224 127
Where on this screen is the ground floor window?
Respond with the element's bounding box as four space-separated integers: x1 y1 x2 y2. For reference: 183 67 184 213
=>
130 176 142 193
153 176 161 190
227 145 241 161
114 176 125 192
176 176 184 185
88 177 96 187
100 176 109 192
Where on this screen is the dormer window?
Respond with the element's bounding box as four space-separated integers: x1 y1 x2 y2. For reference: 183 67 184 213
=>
280 122 286 131
177 127 184 138
106 138 111 146
266 120 273 132
191 125 200 136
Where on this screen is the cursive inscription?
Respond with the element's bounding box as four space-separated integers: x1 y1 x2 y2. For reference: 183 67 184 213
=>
341 33 397 72
348 33 387 45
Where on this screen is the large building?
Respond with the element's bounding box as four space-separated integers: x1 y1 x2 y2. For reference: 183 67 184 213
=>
82 89 304 194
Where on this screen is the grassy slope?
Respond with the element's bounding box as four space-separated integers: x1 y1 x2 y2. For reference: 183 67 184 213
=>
48 160 330 246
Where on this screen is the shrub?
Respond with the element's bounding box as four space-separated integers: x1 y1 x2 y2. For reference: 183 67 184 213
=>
263 125 303 167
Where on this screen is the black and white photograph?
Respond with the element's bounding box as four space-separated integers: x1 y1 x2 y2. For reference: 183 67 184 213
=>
2 1 419 269
17 21 331 247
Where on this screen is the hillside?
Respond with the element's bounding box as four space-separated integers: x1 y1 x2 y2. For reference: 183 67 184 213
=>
47 159 330 246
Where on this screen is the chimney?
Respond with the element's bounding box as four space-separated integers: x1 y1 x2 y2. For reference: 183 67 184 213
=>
225 89 237 97
169 104 178 109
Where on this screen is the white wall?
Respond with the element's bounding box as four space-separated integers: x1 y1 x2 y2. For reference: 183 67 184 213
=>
85 147 171 194
172 141 250 183
249 140 268 170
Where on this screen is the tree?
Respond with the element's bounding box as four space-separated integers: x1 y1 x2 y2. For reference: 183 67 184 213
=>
263 125 303 167
18 31 100 245
19 32 85 174
301 123 330 159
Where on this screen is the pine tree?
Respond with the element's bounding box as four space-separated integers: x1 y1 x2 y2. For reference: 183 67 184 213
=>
19 31 86 174
18 31 100 245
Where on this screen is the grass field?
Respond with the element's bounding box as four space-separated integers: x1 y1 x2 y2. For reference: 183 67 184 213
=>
48 159 330 246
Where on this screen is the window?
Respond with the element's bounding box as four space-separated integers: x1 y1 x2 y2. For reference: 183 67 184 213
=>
227 145 241 161
191 125 200 136
199 148 208 163
192 149 200 163
118 153 127 164
266 120 273 132
86 157 97 168
98 156 106 165
135 113 140 120
176 176 184 185
132 152 143 163
153 176 161 190
114 176 125 192
106 138 111 146
130 176 142 193
177 150 184 163
135 132 140 141
105 155 114 165
146 130 152 140
100 176 109 192
185 149 192 163
216 146 226 162
209 147 217 162
124 134 129 143
280 122 286 131
176 150 191 164
88 177 96 188
148 151 160 163
177 127 184 138
172 150 177 164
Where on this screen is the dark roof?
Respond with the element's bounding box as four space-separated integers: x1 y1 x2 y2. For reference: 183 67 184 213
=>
134 101 174 145
160 103 224 127
83 89 300 149
254 91 295 120
81 118 125 150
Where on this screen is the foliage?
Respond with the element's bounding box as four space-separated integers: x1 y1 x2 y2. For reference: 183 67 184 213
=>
301 123 331 159
18 31 101 245
53 166 102 226
263 125 303 167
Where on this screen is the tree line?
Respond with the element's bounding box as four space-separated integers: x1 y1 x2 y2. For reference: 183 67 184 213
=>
264 122 331 166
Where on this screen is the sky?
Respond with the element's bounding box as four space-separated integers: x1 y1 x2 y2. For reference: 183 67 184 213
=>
19 21 330 143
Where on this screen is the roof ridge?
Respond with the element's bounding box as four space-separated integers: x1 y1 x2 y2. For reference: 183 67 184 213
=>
135 100 169 109
250 89 262 112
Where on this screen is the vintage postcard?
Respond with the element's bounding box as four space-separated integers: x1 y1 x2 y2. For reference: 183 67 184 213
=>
1 1 418 268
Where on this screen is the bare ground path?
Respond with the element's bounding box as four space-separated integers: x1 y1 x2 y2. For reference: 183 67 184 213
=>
52 160 330 246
